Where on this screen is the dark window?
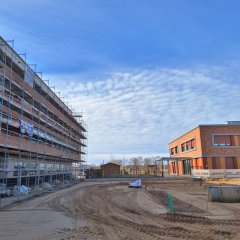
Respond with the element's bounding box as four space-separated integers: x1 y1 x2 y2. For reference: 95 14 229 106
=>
175 146 178 154
181 139 195 152
171 146 178 155
214 135 231 146
181 143 185 152
191 139 196 149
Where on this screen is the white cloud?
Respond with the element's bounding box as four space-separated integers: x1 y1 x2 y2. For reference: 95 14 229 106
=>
49 66 240 164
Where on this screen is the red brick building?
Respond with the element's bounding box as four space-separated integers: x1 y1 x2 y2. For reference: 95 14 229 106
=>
168 122 240 175
101 163 121 177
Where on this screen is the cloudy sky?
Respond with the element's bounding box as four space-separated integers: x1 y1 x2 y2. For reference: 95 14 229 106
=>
1 0 240 164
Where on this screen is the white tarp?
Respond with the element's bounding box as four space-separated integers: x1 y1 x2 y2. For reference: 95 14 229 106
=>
129 179 141 188
40 182 52 190
12 185 30 196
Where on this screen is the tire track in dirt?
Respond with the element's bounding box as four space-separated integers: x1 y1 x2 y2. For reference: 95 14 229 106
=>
47 182 240 240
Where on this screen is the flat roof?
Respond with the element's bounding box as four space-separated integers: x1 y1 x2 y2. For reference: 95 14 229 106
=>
168 123 240 145
199 124 240 127
168 125 199 145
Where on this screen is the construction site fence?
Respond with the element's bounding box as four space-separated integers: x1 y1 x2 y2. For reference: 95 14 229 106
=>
192 169 240 179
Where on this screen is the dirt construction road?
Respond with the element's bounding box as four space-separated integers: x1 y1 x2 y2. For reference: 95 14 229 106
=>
1 179 240 240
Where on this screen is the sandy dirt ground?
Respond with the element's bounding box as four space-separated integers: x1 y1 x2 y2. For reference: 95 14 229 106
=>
0 179 240 240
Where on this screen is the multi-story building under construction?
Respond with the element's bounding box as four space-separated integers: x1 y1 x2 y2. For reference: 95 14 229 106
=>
0 36 87 187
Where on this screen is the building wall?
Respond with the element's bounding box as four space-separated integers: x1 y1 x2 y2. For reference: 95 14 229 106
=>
89 168 101 178
200 125 240 156
168 126 202 158
101 163 121 177
168 125 240 175
200 125 240 170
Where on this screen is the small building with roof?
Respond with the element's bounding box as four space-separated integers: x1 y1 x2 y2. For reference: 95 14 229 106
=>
101 162 121 177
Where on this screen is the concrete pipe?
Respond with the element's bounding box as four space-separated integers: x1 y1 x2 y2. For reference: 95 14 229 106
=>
208 186 240 203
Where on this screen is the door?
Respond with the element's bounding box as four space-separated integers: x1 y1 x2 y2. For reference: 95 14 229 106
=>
183 159 191 175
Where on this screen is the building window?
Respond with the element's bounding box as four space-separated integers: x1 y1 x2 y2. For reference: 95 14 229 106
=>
181 139 196 152
191 139 196 149
181 143 185 152
213 135 240 147
170 146 178 156
175 146 178 154
213 135 232 146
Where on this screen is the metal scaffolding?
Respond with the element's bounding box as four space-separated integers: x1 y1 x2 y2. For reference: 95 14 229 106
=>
0 36 87 189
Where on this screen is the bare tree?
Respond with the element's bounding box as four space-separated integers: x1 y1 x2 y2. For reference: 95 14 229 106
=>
143 158 152 166
110 159 122 165
130 157 140 175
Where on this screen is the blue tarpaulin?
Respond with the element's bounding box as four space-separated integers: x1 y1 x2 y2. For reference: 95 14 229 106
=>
20 119 33 137
129 179 141 188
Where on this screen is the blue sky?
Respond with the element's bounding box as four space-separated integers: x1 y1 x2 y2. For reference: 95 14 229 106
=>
1 0 240 164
